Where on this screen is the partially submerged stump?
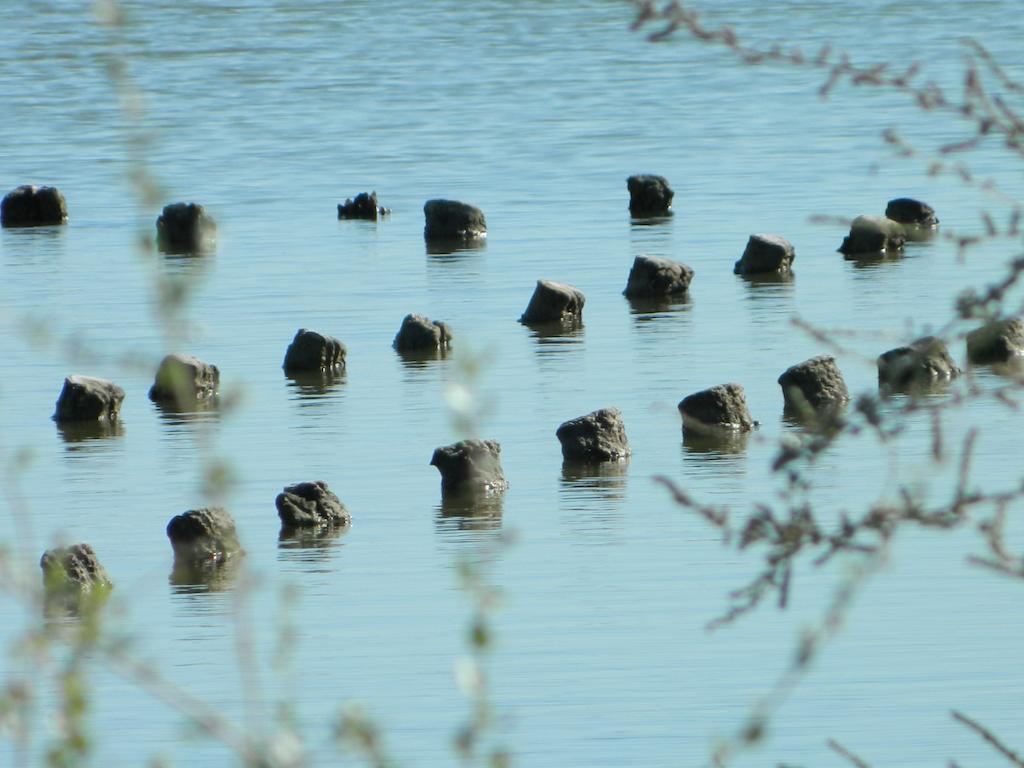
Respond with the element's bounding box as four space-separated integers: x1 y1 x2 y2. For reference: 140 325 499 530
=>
337 191 390 220
393 314 453 352
41 543 113 597
430 439 508 496
838 216 906 256
166 507 243 566
678 383 756 433
623 255 694 298
878 336 960 389
283 329 346 374
423 199 486 242
148 354 219 408
53 375 125 423
276 481 351 528
777 356 850 412
519 280 585 326
885 197 938 227
156 202 216 253
734 234 795 276
556 407 631 462
966 318 1024 365
1 185 68 227
627 174 674 216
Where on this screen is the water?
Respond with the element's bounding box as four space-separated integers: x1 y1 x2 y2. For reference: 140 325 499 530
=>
2 1 1024 765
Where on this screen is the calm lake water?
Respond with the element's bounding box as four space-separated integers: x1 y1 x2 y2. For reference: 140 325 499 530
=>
2 1 1024 766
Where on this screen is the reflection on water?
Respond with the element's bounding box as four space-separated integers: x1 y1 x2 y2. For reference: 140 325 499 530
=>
56 419 125 445
435 491 504 538
425 238 487 257
284 369 346 398
559 460 628 544
523 320 584 343
396 347 452 368
169 555 242 594
781 401 848 434
278 524 349 566
626 294 692 324
153 398 220 426
629 213 673 227
738 270 795 294
682 426 751 457
844 249 905 270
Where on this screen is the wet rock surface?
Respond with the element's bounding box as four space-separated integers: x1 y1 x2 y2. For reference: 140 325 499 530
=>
777 355 850 412
1 185 68 227
623 255 694 298
393 313 453 352
283 329 347 373
734 234 795 276
556 407 631 462
337 191 390 220
430 439 508 496
148 354 220 408
678 383 756 433
166 507 243 566
156 202 217 253
966 318 1024 365
627 174 674 216
885 197 938 227
276 481 351 528
519 280 586 326
53 375 125 423
423 199 486 241
838 215 906 256
878 336 960 389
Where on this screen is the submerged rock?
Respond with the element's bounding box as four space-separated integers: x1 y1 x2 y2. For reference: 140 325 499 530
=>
966 318 1024 365
393 313 453 352
678 383 756 433
276 481 351 528
627 174 674 216
423 199 486 241
734 234 795 276
1 185 68 227
166 507 243 566
838 215 906 256
156 202 216 253
877 336 960 389
337 191 390 220
283 329 346 374
53 375 125 423
41 543 113 595
519 280 585 326
623 255 694 298
885 197 938 227
430 439 508 496
777 356 850 412
556 407 630 462
148 354 220 408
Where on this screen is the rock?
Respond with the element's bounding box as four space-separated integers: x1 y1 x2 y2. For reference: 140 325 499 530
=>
337 191 390 220
423 199 486 241
885 197 938 227
156 202 216 253
148 354 220 408
838 215 906 256
678 383 756 433
877 336 960 389
733 234 795 276
53 375 125 423
1 185 68 227
430 439 509 496
40 543 112 594
556 407 631 462
623 255 694 298
166 507 243 565
283 329 346 374
966 318 1024 365
393 314 453 352
276 481 351 528
518 280 586 326
777 356 850 412
627 174 674 216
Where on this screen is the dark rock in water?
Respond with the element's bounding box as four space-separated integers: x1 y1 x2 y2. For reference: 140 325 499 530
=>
556 407 631 461
283 329 346 374
148 353 219 408
1 185 68 227
966 318 1024 365
41 543 113 594
623 255 694 298
519 280 585 326
276 481 351 528
423 199 486 241
156 202 216 253
777 355 850 412
627 174 674 216
734 234 795 276
337 191 390 220
885 197 938 227
430 439 508 496
53 375 125 423
878 336 960 389
838 216 906 256
678 383 756 433
393 313 453 352
166 507 243 565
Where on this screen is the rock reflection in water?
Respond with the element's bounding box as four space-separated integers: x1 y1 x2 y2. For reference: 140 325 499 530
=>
682 427 751 456
396 346 452 369
425 238 487 257
278 524 349 565
626 294 692 325
558 460 629 544
284 369 346 398
153 398 220 426
629 213 673 227
523 320 585 343
169 555 242 594
738 269 795 294
435 491 504 537
56 419 125 445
